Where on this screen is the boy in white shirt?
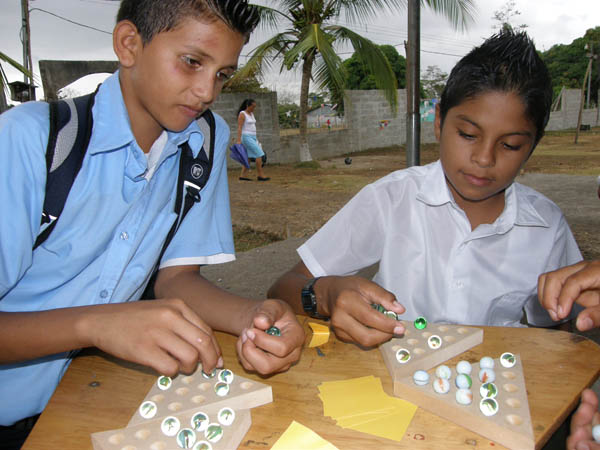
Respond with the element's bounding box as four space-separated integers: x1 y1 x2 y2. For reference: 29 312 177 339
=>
268 30 582 347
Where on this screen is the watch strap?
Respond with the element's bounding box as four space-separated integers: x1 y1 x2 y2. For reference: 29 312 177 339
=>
301 277 329 321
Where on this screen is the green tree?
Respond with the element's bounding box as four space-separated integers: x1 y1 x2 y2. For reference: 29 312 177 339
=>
278 102 300 129
222 64 269 93
541 27 600 105
344 44 406 90
421 65 448 99
0 51 32 113
491 0 528 33
237 0 475 160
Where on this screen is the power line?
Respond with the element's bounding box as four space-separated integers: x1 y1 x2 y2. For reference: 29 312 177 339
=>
29 8 112 35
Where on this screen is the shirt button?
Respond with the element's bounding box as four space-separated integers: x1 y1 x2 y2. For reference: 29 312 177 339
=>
100 290 109 299
120 232 129 240
454 280 464 289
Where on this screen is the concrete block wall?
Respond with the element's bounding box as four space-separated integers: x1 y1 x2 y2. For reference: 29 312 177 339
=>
546 89 599 131
211 92 281 165
345 90 407 152
280 129 353 162
213 88 598 165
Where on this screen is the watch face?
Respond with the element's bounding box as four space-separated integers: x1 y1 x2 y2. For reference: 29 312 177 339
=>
301 289 315 313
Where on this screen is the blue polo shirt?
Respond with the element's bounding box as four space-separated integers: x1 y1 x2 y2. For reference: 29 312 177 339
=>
0 72 235 425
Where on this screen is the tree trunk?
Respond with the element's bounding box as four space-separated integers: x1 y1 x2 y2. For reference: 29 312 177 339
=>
0 87 8 114
299 52 315 161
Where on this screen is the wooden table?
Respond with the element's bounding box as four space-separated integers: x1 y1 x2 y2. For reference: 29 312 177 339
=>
23 319 600 449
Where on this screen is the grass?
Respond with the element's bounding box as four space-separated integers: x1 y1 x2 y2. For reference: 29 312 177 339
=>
232 225 283 253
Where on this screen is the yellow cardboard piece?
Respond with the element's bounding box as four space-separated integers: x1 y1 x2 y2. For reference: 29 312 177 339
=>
308 322 330 347
346 409 416 442
271 420 339 450
318 376 417 443
318 377 391 418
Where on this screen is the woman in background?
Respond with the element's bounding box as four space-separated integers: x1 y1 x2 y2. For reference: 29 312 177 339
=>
237 99 269 181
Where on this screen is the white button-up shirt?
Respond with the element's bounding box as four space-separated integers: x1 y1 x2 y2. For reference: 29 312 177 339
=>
298 161 582 327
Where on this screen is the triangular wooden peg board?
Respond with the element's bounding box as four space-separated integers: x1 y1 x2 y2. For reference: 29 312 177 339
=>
394 354 533 450
380 321 483 378
128 365 272 427
92 402 251 450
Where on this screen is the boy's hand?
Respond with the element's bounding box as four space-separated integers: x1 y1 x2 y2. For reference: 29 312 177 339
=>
322 276 405 347
567 389 600 450
538 260 600 331
81 298 221 377
235 299 304 375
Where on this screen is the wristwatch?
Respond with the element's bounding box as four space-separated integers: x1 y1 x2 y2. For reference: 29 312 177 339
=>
301 277 329 321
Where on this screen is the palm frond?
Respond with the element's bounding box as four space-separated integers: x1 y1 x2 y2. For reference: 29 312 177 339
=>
328 25 398 113
231 32 295 84
422 0 476 31
306 26 345 93
335 0 406 24
251 4 293 31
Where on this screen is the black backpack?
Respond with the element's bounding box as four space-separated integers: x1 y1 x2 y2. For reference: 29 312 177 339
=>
34 91 216 296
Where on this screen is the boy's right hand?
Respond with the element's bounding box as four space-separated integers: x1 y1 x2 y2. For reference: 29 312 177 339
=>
538 260 600 331
80 298 221 377
320 276 405 347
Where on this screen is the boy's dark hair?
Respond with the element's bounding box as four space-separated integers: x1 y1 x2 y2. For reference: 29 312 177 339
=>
439 30 552 147
238 98 255 115
117 0 260 44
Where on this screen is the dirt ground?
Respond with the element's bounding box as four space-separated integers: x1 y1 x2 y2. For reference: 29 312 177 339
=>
227 128 600 260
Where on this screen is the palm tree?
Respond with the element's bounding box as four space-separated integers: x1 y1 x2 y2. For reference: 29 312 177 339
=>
0 51 32 112
237 0 475 160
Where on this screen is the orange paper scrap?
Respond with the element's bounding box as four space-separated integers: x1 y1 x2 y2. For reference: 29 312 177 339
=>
318 376 417 443
271 420 339 450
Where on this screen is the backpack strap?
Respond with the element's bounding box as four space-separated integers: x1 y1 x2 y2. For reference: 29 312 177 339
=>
34 92 96 250
143 109 216 298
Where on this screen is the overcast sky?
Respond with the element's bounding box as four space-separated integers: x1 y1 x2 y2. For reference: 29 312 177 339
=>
2 0 599 99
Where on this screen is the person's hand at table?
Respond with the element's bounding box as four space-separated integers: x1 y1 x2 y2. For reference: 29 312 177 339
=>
567 388 600 450
538 260 600 331
236 299 304 375
80 299 222 376
312 275 406 347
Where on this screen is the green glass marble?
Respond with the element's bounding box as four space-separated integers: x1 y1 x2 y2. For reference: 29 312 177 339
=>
176 428 197 449
201 368 216 379
205 424 224 443
266 326 281 337
414 316 428 330
384 310 398 320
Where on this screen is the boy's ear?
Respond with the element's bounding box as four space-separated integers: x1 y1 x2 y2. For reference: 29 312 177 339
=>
113 20 142 68
434 103 442 141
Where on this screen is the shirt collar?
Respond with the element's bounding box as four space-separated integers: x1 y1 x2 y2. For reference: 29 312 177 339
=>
415 160 549 235
415 160 453 207
88 71 205 157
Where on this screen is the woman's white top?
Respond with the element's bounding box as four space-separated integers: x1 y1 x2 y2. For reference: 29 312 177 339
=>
240 111 257 135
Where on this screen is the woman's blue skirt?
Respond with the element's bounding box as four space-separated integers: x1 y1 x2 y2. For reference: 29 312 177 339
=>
241 134 265 158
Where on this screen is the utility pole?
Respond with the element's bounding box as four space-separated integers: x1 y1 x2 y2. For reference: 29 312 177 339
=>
21 0 35 100
406 0 420 167
586 43 593 109
575 43 597 144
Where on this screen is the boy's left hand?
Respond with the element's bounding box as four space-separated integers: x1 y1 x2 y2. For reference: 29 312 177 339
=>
235 299 304 375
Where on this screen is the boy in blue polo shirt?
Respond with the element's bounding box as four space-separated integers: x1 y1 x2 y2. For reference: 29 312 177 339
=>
269 30 581 346
0 0 304 445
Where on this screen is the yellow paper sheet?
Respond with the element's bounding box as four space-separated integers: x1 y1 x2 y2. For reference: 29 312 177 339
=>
346 408 417 442
319 377 392 418
318 376 417 443
271 420 339 450
308 322 330 347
